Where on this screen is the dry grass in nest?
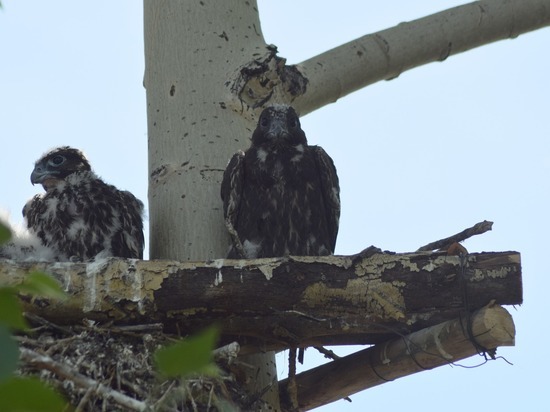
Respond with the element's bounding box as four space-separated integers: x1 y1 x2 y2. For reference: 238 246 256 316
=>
15 314 265 411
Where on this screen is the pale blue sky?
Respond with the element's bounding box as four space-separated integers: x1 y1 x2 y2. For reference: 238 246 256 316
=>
1 1 549 411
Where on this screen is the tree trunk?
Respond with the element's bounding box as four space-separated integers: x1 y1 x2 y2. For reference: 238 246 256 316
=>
143 0 280 408
143 0 266 262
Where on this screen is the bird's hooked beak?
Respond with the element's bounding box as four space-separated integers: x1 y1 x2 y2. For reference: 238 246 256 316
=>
266 117 290 141
31 162 61 191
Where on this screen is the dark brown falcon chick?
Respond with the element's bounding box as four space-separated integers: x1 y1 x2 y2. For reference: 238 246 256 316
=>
221 105 340 259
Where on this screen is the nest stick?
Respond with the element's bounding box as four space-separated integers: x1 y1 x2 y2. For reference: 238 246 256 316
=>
416 220 493 252
20 348 148 411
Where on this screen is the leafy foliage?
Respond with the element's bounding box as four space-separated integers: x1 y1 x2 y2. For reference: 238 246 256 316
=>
155 325 220 378
0 377 66 411
0 326 18 382
0 288 28 331
16 271 67 301
0 224 69 409
0 221 10 244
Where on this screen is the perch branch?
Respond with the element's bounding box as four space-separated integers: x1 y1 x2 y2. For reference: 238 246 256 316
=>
280 303 515 411
1 250 521 353
416 220 493 251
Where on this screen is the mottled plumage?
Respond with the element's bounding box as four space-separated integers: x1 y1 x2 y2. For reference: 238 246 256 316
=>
23 147 144 261
221 105 340 259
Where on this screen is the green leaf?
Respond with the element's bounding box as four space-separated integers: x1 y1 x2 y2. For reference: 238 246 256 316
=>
0 221 11 245
16 272 66 301
0 377 67 411
0 325 19 382
0 288 28 330
155 326 220 378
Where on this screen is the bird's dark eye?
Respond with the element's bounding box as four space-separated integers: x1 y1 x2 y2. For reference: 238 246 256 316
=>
260 116 269 127
50 155 65 166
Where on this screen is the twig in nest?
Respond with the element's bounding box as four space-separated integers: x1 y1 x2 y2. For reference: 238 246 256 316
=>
186 382 199 412
153 381 176 410
121 377 148 399
74 322 165 339
20 348 148 411
74 387 95 412
109 324 164 333
24 313 72 335
44 335 85 356
416 220 493 252
13 335 42 346
207 385 215 411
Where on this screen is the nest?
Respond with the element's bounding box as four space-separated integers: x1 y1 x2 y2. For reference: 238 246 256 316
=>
16 314 267 411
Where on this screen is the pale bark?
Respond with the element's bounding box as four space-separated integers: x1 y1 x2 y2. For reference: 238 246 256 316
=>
234 0 550 115
144 0 266 262
279 304 515 411
143 1 280 408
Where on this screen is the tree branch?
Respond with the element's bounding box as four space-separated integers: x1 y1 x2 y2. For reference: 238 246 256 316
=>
416 220 493 252
245 0 550 115
279 303 515 411
1 249 521 353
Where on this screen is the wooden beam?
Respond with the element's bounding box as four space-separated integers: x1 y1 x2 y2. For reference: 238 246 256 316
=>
0 249 521 352
279 303 515 411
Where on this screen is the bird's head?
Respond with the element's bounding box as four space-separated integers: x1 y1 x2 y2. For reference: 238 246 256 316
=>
31 146 91 191
251 105 307 148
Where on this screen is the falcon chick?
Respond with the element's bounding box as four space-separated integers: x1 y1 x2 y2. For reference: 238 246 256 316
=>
221 104 340 259
23 146 144 261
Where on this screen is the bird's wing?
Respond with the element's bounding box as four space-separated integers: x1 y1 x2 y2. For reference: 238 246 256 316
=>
221 151 246 257
81 180 144 260
313 146 341 252
22 195 43 229
116 190 145 259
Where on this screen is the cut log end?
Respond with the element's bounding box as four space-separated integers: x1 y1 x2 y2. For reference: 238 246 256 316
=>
473 304 516 348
